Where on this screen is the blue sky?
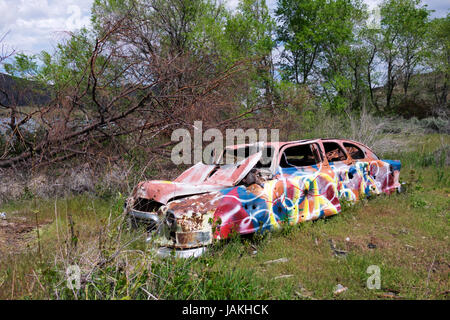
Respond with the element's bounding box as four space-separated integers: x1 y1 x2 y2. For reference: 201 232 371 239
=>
0 0 448 57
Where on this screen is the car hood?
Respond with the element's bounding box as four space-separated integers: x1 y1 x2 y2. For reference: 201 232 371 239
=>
135 151 262 204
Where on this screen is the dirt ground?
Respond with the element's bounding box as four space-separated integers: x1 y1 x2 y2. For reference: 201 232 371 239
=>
0 214 50 257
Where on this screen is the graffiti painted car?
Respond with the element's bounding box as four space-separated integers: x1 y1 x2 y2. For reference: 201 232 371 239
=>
125 139 402 257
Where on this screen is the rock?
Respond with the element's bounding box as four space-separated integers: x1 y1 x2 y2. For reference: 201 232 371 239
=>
376 292 403 299
102 164 129 190
273 274 293 280
400 228 408 234
0 180 25 202
367 242 377 249
329 239 348 257
333 284 348 295
264 258 288 264
27 174 48 198
68 165 94 193
295 289 317 300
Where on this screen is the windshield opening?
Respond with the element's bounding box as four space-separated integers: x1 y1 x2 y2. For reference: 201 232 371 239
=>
219 146 273 168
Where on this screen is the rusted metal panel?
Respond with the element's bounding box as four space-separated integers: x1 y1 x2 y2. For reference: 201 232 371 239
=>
135 181 223 204
206 151 262 185
174 162 216 184
175 231 211 248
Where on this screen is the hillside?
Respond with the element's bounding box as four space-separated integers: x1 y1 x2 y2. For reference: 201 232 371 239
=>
0 73 51 107
373 71 449 118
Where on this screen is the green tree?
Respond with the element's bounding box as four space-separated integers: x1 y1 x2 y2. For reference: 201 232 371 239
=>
276 0 325 85
225 0 276 107
425 14 450 108
318 0 367 112
378 0 431 109
4 28 95 97
275 0 366 112
359 23 383 111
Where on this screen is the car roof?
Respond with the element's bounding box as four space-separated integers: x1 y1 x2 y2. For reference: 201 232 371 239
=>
224 138 369 150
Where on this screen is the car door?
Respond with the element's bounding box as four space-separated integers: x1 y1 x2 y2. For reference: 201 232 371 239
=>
267 141 339 226
342 141 392 196
321 140 360 202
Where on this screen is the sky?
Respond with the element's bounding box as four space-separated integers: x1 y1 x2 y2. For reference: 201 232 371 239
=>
0 0 448 58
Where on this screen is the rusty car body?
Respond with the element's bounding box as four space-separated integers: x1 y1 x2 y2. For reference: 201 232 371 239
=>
125 139 402 257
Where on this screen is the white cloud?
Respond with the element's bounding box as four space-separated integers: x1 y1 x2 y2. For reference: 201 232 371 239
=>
364 0 448 18
225 0 239 10
225 0 278 13
0 0 92 55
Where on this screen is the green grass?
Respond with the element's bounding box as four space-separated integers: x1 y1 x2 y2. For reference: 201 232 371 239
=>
0 133 448 300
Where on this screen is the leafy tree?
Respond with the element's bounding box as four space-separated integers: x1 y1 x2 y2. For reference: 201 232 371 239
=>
359 23 383 111
378 0 431 109
225 0 274 58
3 53 39 79
225 0 276 107
318 0 367 112
276 0 366 112
4 28 96 97
425 14 449 108
276 0 325 85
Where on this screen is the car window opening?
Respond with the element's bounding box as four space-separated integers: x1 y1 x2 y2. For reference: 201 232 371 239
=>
322 142 347 162
343 142 365 160
280 144 321 168
222 146 273 168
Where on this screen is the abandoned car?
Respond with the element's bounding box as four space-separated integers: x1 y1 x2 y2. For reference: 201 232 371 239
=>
125 139 402 257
